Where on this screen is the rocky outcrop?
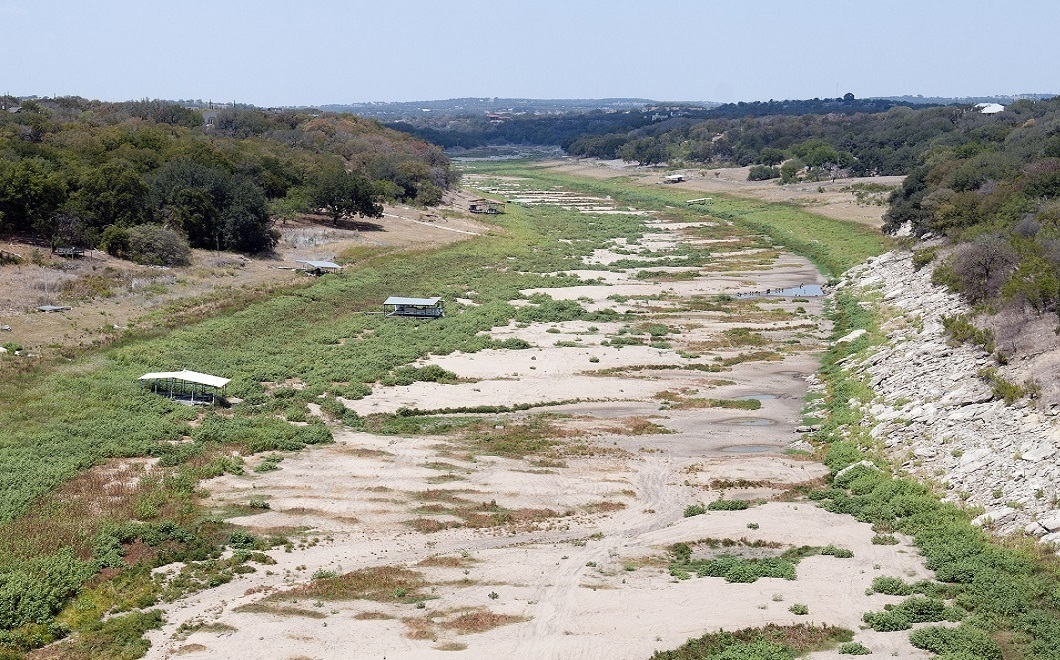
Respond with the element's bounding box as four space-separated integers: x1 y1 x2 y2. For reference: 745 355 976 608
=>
832 251 1060 541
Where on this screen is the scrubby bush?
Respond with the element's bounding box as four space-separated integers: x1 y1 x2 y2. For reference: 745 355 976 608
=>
870 576 912 596
748 165 780 181
684 503 706 517
707 499 751 511
908 625 1002 659
111 224 192 266
837 641 871 655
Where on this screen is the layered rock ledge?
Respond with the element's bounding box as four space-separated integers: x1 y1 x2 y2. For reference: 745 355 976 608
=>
831 251 1060 542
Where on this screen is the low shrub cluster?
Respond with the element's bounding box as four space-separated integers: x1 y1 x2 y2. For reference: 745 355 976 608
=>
649 623 853 660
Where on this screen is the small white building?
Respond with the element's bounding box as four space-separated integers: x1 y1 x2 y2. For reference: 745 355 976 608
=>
663 174 686 184
975 103 1006 114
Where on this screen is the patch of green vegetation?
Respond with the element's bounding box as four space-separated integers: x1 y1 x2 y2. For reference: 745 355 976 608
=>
837 641 872 655
942 313 995 353
474 164 891 278
668 543 853 583
977 366 1026 404
707 499 753 511
648 623 853 660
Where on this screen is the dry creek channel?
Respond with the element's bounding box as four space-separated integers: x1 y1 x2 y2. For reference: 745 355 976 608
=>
145 180 937 660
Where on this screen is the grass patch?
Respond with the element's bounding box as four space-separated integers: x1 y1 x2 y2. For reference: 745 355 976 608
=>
668 542 853 583
649 623 853 659
276 566 428 603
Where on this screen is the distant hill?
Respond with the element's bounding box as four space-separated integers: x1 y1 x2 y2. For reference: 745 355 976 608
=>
870 93 1057 105
320 98 718 119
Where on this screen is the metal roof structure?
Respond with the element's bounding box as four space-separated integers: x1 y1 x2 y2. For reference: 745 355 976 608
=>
138 370 231 388
383 296 442 306
296 260 341 269
37 305 72 313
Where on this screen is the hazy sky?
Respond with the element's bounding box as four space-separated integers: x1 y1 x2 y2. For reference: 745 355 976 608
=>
1 0 1055 106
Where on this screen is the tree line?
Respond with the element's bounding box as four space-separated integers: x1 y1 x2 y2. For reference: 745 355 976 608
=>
0 97 455 264
883 97 1060 322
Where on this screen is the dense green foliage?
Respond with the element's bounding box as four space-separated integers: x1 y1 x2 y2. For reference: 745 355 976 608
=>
878 98 1060 322
386 95 926 171
0 96 453 254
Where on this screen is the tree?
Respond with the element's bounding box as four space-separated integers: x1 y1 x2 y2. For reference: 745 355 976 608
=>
68 162 150 231
758 148 786 167
951 235 1018 302
310 168 383 224
0 159 66 233
221 175 277 253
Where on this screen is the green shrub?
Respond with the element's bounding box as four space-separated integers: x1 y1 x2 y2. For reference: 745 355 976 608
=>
870 576 911 596
820 545 854 558
911 247 937 270
0 549 95 629
707 499 751 511
123 224 192 266
684 504 706 517
908 625 1002 659
837 641 872 655
789 603 809 615
862 609 910 632
229 530 258 550
748 165 781 181
942 314 995 353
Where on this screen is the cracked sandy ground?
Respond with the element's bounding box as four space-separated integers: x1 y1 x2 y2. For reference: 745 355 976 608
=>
146 193 933 660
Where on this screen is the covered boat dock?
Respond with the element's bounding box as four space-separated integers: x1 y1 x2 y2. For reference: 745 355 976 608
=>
139 369 230 405
383 296 444 319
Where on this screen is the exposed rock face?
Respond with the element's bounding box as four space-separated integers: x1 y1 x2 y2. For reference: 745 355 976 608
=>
832 251 1060 539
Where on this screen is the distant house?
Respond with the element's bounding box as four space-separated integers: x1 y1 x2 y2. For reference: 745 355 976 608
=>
383 296 444 319
975 103 1006 114
295 260 341 276
663 174 686 184
468 198 505 214
5 106 22 114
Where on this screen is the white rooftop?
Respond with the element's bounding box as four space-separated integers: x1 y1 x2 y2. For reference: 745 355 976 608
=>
975 102 1005 114
296 260 341 269
138 370 231 388
384 296 443 306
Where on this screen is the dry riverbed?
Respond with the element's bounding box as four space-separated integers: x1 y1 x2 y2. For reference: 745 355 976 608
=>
142 176 930 659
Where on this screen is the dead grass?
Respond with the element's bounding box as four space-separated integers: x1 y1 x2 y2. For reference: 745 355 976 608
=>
275 566 427 602
416 555 478 568
232 602 327 619
281 507 360 524
583 501 627 514
333 446 394 459
402 608 529 642
174 645 209 655
405 518 461 533
600 416 674 435
353 611 394 620
446 610 528 634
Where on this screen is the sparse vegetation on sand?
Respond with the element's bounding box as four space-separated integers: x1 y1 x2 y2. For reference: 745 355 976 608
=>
649 623 853 659
810 285 1060 659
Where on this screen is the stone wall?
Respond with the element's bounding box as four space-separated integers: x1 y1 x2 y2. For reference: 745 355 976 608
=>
831 251 1060 543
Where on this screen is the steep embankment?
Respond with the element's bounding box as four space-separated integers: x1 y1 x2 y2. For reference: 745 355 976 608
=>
829 250 1060 540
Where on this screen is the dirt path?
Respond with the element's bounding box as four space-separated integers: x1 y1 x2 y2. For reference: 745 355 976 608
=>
141 175 929 659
